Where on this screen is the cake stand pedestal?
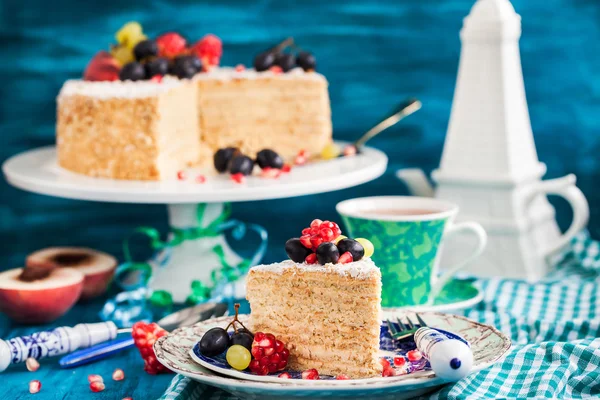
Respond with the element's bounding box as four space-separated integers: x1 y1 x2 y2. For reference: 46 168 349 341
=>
3 144 387 303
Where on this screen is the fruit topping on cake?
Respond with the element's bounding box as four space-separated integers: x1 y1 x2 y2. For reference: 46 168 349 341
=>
83 51 120 82
213 147 292 182
252 38 317 72
192 34 223 70
285 219 374 265
198 304 290 374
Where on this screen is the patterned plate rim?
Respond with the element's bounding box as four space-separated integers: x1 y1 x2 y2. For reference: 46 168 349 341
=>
154 311 512 390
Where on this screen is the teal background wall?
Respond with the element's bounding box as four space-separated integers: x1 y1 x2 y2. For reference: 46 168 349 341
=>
1 0 599 271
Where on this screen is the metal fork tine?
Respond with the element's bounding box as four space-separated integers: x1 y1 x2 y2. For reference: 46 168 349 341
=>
396 317 408 331
405 316 415 330
386 319 398 335
416 313 428 327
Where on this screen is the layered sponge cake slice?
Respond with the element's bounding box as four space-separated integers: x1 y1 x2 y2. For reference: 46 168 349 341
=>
246 258 382 378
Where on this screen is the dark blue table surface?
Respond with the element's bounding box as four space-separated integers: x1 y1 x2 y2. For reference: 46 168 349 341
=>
1 0 599 398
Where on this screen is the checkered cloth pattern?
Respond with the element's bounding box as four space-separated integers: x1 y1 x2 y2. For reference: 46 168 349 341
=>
160 230 600 400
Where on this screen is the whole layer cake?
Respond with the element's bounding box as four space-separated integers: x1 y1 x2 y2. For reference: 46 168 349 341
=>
246 219 382 378
55 24 332 181
246 259 382 378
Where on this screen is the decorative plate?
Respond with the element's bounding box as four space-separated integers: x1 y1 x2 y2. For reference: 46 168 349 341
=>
154 311 511 399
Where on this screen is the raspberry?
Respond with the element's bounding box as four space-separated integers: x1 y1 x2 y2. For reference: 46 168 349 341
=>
156 32 187 59
87 374 103 383
305 253 317 264
250 332 289 374
131 322 172 375
192 34 222 67
112 368 125 381
278 372 291 379
338 251 354 264
336 374 350 380
230 173 246 184
407 349 422 361
393 356 406 366
26 357 40 372
90 381 105 392
29 380 41 394
301 368 319 380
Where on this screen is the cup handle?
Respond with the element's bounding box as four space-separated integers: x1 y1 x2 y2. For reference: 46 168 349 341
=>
523 174 589 258
428 221 487 305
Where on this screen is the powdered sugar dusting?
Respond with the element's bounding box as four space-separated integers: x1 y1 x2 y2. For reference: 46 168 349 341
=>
250 258 380 280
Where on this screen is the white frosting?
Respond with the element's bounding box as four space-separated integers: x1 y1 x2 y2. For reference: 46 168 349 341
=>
57 67 326 100
250 258 380 280
57 77 183 100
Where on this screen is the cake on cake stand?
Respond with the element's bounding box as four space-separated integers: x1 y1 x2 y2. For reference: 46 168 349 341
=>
2 144 387 304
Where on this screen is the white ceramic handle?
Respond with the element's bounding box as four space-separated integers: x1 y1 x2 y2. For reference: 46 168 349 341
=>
428 221 487 304
525 174 589 257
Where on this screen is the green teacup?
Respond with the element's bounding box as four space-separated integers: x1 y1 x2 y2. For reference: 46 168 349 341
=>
337 196 487 308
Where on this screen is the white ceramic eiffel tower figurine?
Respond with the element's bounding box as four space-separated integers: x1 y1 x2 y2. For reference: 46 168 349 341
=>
397 0 590 280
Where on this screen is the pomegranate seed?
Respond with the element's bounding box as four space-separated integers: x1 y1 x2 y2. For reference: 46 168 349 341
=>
280 348 290 360
278 372 291 379
274 340 285 353
255 332 265 341
251 346 264 359
270 353 281 364
235 64 246 72
277 360 287 370
301 228 311 235
195 174 206 184
177 170 186 180
259 365 269 375
261 167 281 179
257 337 274 348
88 374 103 383
112 368 125 381
382 366 396 377
295 153 307 165
310 235 323 249
343 145 357 156
281 164 292 173
300 235 313 249
249 359 260 373
263 347 275 356
319 228 335 241
122 398 133 400
338 251 354 264
305 253 317 264
310 219 323 228
90 381 105 392
407 349 422 361
301 368 320 380
270 65 283 74
26 357 40 372
230 173 246 184
29 380 41 394
268 363 278 373
336 374 350 380
394 356 406 366
259 356 270 367
265 333 276 341
150 75 163 83
379 358 391 368
333 226 342 237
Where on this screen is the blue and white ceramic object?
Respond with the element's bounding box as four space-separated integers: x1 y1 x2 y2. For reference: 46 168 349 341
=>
154 311 511 399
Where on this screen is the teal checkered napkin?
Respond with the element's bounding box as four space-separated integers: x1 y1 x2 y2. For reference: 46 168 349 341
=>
162 230 600 400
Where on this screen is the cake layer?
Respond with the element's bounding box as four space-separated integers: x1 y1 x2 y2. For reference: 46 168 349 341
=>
57 79 200 180
247 259 382 378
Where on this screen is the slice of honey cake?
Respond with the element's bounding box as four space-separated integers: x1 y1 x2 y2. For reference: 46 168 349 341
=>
246 219 382 378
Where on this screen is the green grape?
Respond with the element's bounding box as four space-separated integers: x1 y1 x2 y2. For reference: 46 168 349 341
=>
226 344 252 371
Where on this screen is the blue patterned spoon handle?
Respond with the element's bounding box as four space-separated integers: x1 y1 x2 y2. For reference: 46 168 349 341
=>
59 337 134 368
0 322 118 372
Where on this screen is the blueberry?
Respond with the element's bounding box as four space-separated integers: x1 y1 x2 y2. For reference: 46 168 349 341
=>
145 57 169 77
336 239 364 261
316 242 340 265
275 53 296 72
296 51 316 71
254 51 276 72
199 327 230 357
256 149 284 169
133 39 158 61
229 155 254 176
285 238 313 263
214 147 239 173
231 331 253 351
119 62 146 81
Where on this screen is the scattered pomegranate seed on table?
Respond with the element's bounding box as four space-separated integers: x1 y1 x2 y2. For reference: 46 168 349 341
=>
90 381 105 392
112 368 125 381
29 380 41 394
407 349 423 361
382 366 397 377
278 372 291 379
380 358 391 368
25 357 39 372
301 368 320 380
393 356 406 366
88 374 103 383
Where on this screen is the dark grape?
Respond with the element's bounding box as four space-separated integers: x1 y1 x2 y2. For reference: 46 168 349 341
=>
199 327 230 357
133 40 158 61
296 51 316 71
231 331 253 351
214 147 239 173
254 51 276 72
256 149 284 169
275 53 296 72
229 155 254 175
145 58 169 77
336 239 364 261
285 238 313 262
316 242 340 265
119 62 146 81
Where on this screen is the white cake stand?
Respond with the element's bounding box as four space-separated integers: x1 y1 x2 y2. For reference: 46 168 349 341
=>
3 144 387 302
